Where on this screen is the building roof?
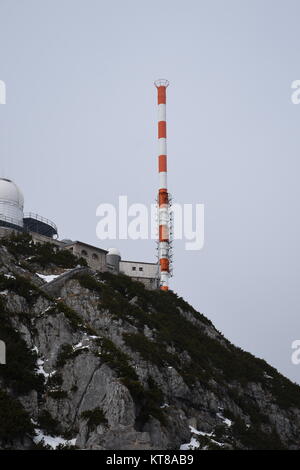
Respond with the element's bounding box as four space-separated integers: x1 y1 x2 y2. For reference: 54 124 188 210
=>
64 240 108 254
120 260 158 266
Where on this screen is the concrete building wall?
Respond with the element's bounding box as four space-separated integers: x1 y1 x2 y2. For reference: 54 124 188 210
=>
63 241 107 272
31 232 62 248
120 260 158 278
120 260 159 290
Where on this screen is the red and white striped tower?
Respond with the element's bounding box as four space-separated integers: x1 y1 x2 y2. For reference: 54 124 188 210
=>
155 79 170 291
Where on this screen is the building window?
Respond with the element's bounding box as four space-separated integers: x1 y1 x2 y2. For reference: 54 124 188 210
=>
139 267 143 271
132 267 136 271
81 249 88 257
92 253 99 260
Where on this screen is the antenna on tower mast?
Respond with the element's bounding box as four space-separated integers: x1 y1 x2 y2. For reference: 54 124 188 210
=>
154 79 171 291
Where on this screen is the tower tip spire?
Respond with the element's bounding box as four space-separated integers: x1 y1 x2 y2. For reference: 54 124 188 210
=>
154 79 169 88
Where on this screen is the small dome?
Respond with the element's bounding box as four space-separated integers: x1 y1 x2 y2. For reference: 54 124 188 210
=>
0 178 24 207
107 247 121 257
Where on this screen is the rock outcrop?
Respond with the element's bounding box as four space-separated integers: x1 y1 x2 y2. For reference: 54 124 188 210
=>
0 233 300 450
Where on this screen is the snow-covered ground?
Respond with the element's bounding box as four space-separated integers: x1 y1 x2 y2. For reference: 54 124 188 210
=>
189 425 214 437
33 429 76 450
264 371 274 380
217 412 232 427
36 358 56 379
180 437 200 450
180 423 229 450
36 273 60 283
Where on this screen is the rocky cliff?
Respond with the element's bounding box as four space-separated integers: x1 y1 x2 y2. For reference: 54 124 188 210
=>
0 233 300 450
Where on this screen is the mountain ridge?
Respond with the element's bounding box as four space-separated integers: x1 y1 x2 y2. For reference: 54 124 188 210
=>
0 233 299 450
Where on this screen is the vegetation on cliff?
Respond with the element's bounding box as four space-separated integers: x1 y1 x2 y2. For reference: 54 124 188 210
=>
0 233 299 450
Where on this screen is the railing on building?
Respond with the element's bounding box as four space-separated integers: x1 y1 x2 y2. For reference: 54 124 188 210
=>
23 212 58 232
0 212 58 238
0 213 24 229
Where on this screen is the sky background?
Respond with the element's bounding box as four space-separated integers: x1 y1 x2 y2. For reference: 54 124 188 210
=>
0 0 300 383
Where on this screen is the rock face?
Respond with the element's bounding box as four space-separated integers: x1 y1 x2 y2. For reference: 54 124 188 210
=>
0 233 300 450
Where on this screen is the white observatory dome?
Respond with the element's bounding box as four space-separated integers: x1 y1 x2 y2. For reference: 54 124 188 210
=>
107 247 121 257
0 178 24 227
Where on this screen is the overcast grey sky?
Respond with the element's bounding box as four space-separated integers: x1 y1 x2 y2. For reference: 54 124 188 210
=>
0 0 300 383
